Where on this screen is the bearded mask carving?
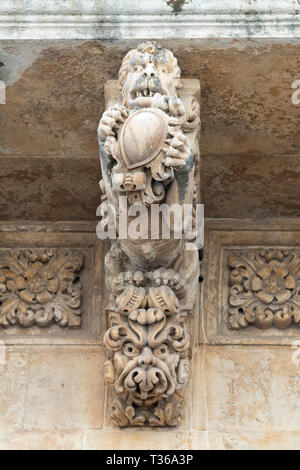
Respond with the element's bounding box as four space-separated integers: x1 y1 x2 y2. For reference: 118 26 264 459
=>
98 42 200 427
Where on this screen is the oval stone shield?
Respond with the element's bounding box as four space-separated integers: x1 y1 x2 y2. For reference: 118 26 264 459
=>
120 109 169 169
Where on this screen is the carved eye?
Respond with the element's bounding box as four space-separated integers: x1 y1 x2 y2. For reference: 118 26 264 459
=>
123 342 139 357
154 344 170 357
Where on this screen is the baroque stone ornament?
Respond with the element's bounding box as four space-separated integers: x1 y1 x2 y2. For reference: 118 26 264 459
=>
228 249 300 330
0 249 84 328
98 42 200 427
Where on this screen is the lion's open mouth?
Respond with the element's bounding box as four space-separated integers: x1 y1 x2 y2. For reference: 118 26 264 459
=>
134 87 154 98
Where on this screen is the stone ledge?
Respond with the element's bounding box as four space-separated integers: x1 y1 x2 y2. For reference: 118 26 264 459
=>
0 0 300 39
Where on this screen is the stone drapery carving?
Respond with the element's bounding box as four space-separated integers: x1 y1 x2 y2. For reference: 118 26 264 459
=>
0 249 84 328
98 42 200 426
228 249 300 330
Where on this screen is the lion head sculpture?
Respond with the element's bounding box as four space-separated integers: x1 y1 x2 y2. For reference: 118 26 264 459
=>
118 42 182 111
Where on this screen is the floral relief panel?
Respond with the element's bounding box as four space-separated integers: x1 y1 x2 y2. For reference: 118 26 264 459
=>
228 249 300 330
0 248 84 328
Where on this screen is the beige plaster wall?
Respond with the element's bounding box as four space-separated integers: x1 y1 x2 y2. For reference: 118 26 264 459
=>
1 344 300 450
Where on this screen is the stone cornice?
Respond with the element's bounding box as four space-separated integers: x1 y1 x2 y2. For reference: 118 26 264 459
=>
0 0 300 39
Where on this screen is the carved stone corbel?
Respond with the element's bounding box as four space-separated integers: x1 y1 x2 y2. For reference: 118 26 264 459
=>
98 42 200 427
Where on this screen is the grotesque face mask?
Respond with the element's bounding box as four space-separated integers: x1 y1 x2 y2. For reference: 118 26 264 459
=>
114 340 180 405
104 282 190 409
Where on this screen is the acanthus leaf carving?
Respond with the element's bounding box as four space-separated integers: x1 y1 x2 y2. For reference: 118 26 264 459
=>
0 249 84 328
228 249 300 330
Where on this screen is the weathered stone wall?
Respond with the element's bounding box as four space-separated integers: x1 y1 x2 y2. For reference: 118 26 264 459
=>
1 39 300 219
1 36 300 450
1 0 299 38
